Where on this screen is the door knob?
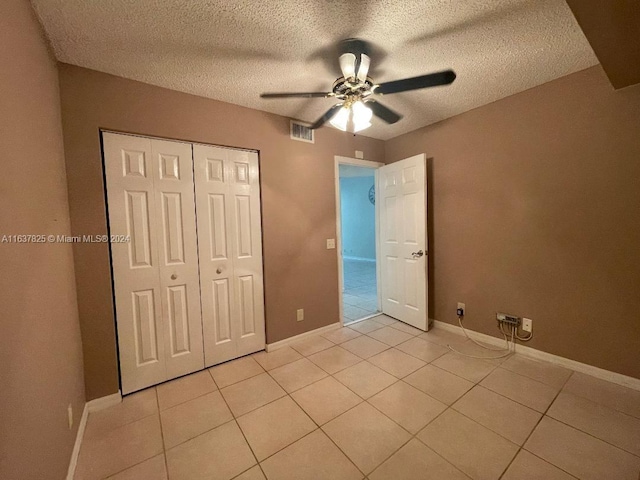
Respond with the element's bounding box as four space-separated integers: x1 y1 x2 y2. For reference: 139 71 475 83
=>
171 274 177 280
216 267 222 274
411 250 424 258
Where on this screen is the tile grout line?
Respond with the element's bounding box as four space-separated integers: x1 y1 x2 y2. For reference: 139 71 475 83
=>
497 370 576 479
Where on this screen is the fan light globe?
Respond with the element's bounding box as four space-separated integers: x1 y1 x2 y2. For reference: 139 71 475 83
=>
330 101 372 133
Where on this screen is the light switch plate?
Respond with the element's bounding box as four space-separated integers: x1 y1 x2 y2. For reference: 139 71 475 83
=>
326 238 336 249
296 309 304 321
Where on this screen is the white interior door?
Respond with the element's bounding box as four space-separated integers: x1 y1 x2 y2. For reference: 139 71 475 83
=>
377 153 428 330
104 133 204 394
193 144 265 367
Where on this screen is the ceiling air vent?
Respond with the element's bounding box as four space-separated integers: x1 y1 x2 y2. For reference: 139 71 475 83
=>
290 120 314 144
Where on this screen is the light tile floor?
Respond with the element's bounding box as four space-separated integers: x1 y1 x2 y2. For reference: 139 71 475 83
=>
342 258 378 324
74 315 640 480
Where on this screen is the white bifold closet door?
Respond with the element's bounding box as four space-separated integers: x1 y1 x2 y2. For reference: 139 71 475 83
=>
104 133 204 394
193 144 265 366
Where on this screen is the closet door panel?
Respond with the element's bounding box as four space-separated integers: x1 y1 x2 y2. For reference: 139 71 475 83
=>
151 139 204 378
194 145 237 366
229 150 265 356
103 133 166 394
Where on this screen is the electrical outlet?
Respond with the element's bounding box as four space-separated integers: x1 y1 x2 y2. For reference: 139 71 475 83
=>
296 309 304 321
326 238 336 249
522 318 533 332
68 404 73 429
355 150 364 159
457 302 465 316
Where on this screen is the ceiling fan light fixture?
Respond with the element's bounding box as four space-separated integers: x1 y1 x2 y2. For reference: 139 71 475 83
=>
329 105 350 131
339 53 357 80
352 100 372 132
329 101 372 133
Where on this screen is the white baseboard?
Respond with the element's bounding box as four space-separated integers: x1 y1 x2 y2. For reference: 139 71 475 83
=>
432 320 640 392
66 391 122 480
343 256 376 263
266 322 341 352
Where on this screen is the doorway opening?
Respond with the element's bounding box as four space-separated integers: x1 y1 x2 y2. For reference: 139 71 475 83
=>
335 157 383 325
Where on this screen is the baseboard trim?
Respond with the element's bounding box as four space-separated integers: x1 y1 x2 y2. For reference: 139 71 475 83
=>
66 391 122 480
432 320 640 391
266 322 341 352
343 256 376 263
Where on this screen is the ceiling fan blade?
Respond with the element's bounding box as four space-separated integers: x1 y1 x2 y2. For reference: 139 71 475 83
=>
367 100 402 124
375 70 456 95
260 92 333 99
310 104 344 129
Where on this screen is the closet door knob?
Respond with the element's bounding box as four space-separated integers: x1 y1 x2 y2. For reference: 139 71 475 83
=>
216 267 222 274
171 274 177 280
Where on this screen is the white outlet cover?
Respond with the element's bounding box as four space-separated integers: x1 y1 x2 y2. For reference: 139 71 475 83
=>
296 309 304 321
355 150 364 159
326 239 336 249
522 318 533 332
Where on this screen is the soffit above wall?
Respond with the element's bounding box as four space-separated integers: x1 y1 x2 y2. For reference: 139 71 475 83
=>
565 0 640 90
31 0 598 140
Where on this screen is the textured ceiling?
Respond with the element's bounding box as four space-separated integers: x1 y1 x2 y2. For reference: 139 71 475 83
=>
31 0 598 140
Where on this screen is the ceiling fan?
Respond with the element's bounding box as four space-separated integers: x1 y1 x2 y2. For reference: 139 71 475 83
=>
260 39 456 133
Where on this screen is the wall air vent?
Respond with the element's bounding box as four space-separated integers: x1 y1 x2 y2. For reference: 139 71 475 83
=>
290 120 314 144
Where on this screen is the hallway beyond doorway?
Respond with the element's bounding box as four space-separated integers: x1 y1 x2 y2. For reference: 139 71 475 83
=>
342 258 378 324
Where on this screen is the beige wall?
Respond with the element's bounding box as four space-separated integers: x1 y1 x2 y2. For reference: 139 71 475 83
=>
58 64 385 400
386 66 640 379
0 1 85 478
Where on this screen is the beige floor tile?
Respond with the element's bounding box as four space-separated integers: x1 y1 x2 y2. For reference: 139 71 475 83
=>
323 402 411 475
341 335 389 359
404 365 474 405
75 414 163 480
260 429 362 480
432 352 497 383
417 409 518 480
160 391 233 449
166 421 256 480
209 356 264 389
501 450 576 480
388 321 424 336
156 370 217 411
368 348 426 378
480 368 557 412
369 381 447 434
372 315 399 326
562 372 640 419
547 392 640 456
367 326 414 347
237 396 316 461
369 439 470 480
269 357 328 393
419 328 467 347
289 335 335 356
220 373 286 416
453 386 542 445
395 336 449 363
84 388 157 440
334 361 398 399
253 347 303 371
444 340 510 365
322 327 362 344
348 318 385 334
105 454 167 480
524 416 640 480
500 355 572 390
291 376 362 425
307 345 362 374
233 465 266 480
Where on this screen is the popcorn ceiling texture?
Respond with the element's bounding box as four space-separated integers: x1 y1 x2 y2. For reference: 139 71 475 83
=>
31 0 598 140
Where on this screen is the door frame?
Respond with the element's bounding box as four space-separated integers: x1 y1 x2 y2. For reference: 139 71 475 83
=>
334 156 384 326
